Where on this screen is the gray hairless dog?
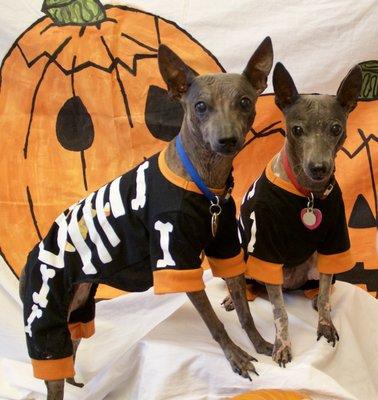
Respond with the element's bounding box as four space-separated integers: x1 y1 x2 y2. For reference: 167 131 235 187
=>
19 38 274 399
224 62 362 367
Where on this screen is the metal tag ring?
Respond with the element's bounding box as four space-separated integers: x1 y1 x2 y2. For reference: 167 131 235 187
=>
209 203 222 216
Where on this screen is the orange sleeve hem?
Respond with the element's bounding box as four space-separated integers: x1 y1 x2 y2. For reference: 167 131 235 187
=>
317 250 355 274
207 250 246 278
153 268 205 294
68 319 95 340
246 256 283 285
32 356 74 380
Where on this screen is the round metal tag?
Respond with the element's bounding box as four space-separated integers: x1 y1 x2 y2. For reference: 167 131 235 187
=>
300 208 322 230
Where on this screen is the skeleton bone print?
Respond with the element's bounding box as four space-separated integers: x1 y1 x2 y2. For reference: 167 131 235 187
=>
25 159 149 336
23 151 246 346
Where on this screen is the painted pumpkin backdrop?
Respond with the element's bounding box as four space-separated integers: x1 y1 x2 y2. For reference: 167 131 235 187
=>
0 0 223 291
0 0 377 297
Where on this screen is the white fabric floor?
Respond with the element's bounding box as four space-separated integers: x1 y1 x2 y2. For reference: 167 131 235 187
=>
0 263 377 400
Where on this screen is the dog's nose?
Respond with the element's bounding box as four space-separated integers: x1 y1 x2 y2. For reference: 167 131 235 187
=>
218 137 238 147
308 162 328 180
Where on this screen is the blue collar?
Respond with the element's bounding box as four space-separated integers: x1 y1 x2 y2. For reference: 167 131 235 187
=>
175 135 232 203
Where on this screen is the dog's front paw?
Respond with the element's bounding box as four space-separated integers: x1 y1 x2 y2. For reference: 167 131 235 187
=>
223 341 258 380
317 319 339 347
221 295 235 311
272 339 292 367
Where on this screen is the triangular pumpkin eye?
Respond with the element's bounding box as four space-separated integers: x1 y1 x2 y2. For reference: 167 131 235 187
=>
145 85 184 141
56 96 94 151
348 193 376 228
336 262 378 292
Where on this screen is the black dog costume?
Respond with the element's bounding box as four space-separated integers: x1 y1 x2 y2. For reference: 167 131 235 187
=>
23 148 245 380
239 158 353 287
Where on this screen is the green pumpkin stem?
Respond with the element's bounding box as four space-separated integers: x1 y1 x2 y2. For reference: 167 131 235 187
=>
42 0 106 26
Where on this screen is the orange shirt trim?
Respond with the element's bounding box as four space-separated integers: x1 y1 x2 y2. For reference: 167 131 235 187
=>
32 356 74 380
158 148 225 195
317 250 354 274
68 320 95 340
265 158 305 197
153 268 205 294
207 250 246 278
246 256 283 285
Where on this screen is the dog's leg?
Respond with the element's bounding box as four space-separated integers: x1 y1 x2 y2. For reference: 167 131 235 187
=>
45 380 64 400
225 274 273 355
265 284 292 367
187 290 258 380
65 338 84 387
21 268 67 399
317 273 339 346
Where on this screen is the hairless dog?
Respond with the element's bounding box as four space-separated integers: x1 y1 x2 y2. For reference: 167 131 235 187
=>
20 38 274 399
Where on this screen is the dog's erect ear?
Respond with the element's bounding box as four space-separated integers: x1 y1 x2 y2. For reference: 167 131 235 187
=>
243 36 273 94
273 62 299 110
336 65 362 113
158 45 198 100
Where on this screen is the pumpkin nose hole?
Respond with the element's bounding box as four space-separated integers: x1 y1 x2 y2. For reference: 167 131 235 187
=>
56 96 94 151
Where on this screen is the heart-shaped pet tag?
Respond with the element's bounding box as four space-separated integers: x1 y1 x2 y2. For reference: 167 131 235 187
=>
301 208 322 230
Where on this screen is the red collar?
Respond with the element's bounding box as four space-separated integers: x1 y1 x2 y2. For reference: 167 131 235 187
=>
281 149 311 197
281 149 335 199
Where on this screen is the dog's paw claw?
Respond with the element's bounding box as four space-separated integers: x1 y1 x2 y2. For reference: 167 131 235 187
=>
224 341 257 381
317 320 339 347
272 341 292 367
221 295 235 311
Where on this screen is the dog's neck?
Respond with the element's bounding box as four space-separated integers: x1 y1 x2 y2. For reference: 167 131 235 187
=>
272 145 330 198
165 125 234 190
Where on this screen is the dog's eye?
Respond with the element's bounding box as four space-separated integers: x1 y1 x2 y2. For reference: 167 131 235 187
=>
240 97 252 110
195 101 207 114
292 125 304 137
330 123 342 136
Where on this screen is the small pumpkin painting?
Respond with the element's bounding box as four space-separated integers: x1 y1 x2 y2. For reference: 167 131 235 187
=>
0 0 224 286
231 389 312 400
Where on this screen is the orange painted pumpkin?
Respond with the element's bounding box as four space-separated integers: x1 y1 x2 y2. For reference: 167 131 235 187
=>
0 1 223 283
231 389 312 400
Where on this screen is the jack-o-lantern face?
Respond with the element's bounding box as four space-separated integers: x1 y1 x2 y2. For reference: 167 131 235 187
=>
0 0 223 278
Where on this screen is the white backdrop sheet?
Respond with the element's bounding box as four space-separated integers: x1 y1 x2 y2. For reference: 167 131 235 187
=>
0 266 377 400
0 0 377 94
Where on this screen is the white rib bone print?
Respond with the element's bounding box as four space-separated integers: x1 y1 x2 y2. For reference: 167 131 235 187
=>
32 264 56 308
154 221 176 269
25 304 42 337
28 173 132 337
131 161 149 211
247 211 257 253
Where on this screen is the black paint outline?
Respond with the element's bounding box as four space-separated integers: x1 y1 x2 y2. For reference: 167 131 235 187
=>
26 186 42 241
0 248 19 280
22 37 72 159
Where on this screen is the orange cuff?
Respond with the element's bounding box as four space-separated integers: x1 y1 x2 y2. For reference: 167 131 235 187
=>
317 250 354 274
207 251 246 278
32 356 74 380
153 268 205 294
246 256 283 285
68 320 95 340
